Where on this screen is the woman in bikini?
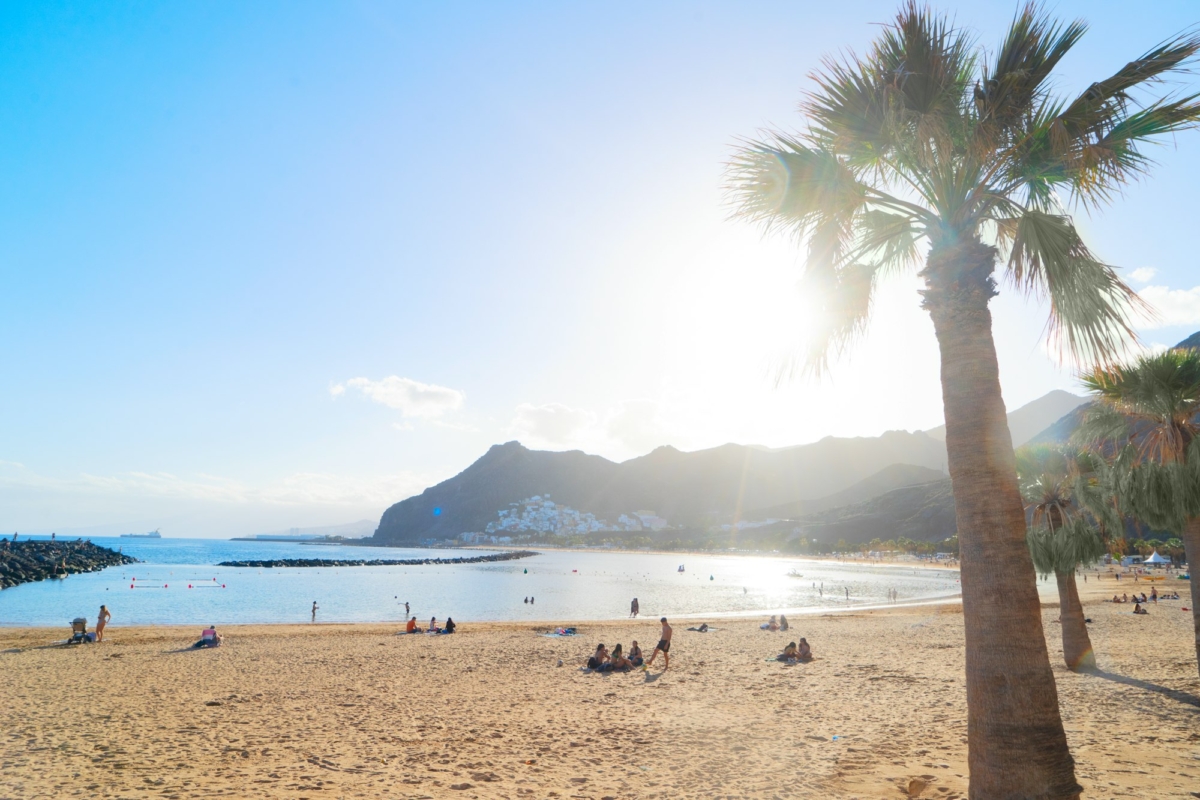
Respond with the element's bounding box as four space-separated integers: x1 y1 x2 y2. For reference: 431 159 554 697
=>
628 640 643 667
96 605 111 642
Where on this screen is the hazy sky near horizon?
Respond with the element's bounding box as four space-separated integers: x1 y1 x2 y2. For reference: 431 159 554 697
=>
5 1 1200 537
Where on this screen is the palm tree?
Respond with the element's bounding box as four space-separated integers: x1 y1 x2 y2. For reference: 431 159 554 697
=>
1016 444 1107 671
1078 348 1200 673
726 4 1200 795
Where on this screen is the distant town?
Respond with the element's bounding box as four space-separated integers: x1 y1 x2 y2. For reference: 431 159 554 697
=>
459 494 669 544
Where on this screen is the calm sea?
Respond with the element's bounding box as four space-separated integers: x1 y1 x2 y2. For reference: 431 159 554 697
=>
0 537 967 627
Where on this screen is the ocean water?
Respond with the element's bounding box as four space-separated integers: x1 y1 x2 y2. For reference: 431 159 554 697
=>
0 537 965 627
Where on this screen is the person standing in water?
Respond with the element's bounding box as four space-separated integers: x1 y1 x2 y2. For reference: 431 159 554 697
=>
311 601 319 622
96 605 111 642
645 617 673 671
630 598 639 618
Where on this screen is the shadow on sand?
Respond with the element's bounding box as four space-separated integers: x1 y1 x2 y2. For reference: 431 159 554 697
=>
1088 669 1200 708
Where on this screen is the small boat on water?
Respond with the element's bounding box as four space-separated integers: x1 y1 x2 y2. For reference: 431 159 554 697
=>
121 529 162 539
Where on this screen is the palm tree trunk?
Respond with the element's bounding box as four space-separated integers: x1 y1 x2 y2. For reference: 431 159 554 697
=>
1181 517 1200 676
923 237 1080 800
1055 570 1096 671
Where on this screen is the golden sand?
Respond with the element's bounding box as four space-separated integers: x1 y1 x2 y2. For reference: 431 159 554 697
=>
1 578 1197 799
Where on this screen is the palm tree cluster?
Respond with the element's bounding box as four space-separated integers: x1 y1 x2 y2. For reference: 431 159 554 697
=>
727 2 1200 797
1075 347 1200 675
1014 444 1108 671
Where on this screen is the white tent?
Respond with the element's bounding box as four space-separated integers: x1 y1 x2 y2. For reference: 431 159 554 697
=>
1144 549 1171 565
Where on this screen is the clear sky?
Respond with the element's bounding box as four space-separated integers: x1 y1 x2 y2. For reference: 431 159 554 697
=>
4 1 1200 537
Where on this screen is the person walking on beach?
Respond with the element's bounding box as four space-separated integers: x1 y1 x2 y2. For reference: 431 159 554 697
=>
96 605 111 642
645 617 673 671
311 601 319 622
630 598 639 618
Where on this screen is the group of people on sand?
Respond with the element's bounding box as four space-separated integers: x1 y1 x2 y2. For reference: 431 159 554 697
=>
587 617 673 672
405 615 456 634
761 614 789 631
777 638 812 663
1113 588 1180 606
587 641 644 671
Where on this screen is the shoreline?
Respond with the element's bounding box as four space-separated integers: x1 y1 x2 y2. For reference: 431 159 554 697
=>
0 592 969 638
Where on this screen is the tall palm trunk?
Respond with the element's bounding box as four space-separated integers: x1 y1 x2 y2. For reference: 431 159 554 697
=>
1054 570 1096 671
1182 517 1200 676
923 238 1080 800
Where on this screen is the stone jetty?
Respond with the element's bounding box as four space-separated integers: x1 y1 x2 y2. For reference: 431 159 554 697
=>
217 550 539 568
0 539 139 589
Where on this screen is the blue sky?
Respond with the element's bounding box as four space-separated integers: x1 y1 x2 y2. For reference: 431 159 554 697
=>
4 1 1200 537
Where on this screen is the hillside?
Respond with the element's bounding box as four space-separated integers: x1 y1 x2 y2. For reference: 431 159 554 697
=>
370 388 1105 546
924 389 1087 447
371 431 947 545
747 463 946 520
792 478 956 546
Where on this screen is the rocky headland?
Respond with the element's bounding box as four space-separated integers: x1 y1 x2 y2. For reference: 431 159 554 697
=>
0 539 139 589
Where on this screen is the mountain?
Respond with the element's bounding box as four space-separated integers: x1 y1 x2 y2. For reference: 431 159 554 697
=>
747 463 947 520
924 389 1087 448
371 431 948 545
370 388 1104 546
791 478 956 545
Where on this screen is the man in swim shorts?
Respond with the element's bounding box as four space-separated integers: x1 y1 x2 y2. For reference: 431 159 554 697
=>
645 617 672 670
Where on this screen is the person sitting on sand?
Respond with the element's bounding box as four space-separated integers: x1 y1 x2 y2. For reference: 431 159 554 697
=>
1122 593 1129 603
1133 603 1148 615
796 638 812 661
779 614 789 632
628 640 643 667
761 615 779 632
406 616 419 633
609 644 632 671
444 617 456 634
1112 595 1122 603
777 642 799 662
1139 593 1148 603
587 644 609 670
429 617 440 634
193 626 222 648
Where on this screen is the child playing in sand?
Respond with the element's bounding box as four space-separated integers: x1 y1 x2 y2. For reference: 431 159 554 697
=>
645 618 672 670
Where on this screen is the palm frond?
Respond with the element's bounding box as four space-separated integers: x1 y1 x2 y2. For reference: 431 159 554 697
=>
975 4 1086 132
998 210 1144 364
726 136 867 235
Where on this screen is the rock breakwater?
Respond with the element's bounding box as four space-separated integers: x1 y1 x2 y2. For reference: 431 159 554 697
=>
218 550 538 568
0 540 139 589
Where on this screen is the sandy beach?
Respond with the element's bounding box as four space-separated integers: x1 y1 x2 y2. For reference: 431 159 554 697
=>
2 577 1197 800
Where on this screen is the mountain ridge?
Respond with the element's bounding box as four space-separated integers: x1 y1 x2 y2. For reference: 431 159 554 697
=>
370 389 1082 546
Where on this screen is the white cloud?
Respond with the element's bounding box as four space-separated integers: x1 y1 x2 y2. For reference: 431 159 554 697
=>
1137 285 1200 328
1129 267 1158 284
342 376 465 418
329 383 346 397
